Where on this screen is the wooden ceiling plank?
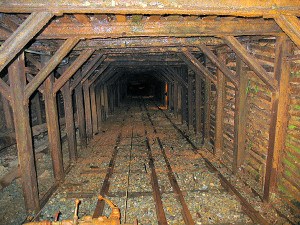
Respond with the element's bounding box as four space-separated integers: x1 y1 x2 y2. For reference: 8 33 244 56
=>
74 14 90 24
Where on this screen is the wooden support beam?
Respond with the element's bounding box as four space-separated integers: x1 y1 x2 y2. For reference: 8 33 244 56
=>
264 36 292 201
188 74 193 130
215 54 226 154
104 86 109 119
25 38 80 99
165 67 188 88
8 53 40 212
198 44 239 88
195 73 202 134
74 14 90 24
275 15 300 49
13 19 283 40
75 82 87 147
233 57 248 172
95 85 102 130
223 36 278 92
26 53 42 70
33 93 43 125
116 14 126 22
0 78 11 101
179 51 216 85
83 81 93 139
61 80 77 162
0 12 53 73
43 57 64 182
1 0 300 17
173 82 179 117
70 54 105 91
88 62 112 86
90 83 98 135
1 94 14 129
53 49 94 93
204 78 212 147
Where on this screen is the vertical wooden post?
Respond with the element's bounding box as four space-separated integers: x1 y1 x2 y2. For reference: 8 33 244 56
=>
9 53 40 212
195 74 202 134
215 57 225 153
165 83 168 108
90 83 98 135
43 56 64 181
173 82 178 117
95 85 102 130
204 78 212 146
104 85 109 119
75 83 87 147
188 74 193 130
233 57 248 171
2 94 14 130
83 81 93 139
61 80 77 161
264 36 291 201
33 93 43 125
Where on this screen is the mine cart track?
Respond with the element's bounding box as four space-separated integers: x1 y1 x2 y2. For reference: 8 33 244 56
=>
141 100 195 225
93 105 131 218
139 102 168 225
150 100 270 225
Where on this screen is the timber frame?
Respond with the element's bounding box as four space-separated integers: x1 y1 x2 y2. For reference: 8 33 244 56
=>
0 0 299 222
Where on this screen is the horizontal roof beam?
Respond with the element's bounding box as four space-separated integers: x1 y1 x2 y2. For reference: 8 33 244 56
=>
0 0 299 17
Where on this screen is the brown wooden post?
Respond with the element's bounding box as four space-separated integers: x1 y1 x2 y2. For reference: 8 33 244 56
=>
233 57 248 171
33 93 43 125
83 81 93 139
204 78 212 146
188 74 193 130
173 82 178 117
43 55 64 182
215 55 226 154
104 85 109 119
95 85 102 130
75 82 87 147
90 83 98 135
1 94 14 130
264 36 291 201
61 81 77 161
9 53 40 212
195 74 202 134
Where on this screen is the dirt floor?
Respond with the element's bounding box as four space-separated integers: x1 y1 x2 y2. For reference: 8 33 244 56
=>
1 98 296 225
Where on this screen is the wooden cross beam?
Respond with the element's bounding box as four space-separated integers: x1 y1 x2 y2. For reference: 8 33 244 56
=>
70 54 106 91
24 38 80 99
274 15 300 49
0 12 53 73
179 51 217 85
198 44 239 87
223 36 278 92
53 49 94 93
31 19 281 39
163 67 188 88
1 0 299 17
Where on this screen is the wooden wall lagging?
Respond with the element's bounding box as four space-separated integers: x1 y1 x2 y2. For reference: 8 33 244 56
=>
279 44 300 213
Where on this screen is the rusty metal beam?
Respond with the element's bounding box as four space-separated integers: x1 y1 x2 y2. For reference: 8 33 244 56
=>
24 38 80 99
53 49 94 93
223 36 278 92
179 51 216 85
0 12 53 73
0 1 299 17
274 15 300 49
31 19 281 39
198 44 239 87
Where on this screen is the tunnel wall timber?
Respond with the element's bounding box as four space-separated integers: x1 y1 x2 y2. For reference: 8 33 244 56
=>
0 3 299 223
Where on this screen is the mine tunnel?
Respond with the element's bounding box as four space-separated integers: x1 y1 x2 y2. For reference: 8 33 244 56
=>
0 2 300 225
